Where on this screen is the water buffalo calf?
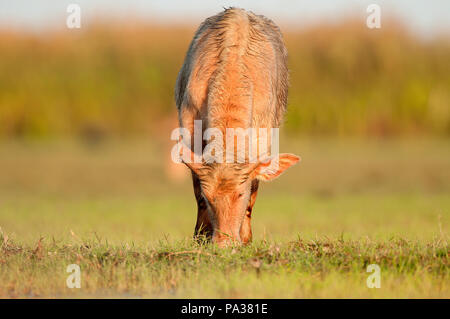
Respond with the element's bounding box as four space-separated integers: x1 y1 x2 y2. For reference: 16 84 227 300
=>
175 7 300 247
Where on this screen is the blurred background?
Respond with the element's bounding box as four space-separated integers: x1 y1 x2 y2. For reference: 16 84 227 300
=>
0 1 449 243
1 0 450 138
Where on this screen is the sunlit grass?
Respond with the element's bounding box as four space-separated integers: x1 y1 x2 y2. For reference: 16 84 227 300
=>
0 138 448 298
0 233 447 298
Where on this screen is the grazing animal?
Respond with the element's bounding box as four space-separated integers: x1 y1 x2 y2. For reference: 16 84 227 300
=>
175 7 300 247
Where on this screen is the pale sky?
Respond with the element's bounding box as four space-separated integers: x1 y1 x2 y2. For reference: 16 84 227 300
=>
0 0 449 37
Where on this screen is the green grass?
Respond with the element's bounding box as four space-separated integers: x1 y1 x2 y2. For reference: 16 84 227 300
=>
0 138 448 298
1 235 447 298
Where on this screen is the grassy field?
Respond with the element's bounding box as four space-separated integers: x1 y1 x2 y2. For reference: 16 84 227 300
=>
1 8 449 299
0 137 448 298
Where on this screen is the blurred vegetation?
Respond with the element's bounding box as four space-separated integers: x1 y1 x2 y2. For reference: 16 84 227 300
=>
0 20 449 138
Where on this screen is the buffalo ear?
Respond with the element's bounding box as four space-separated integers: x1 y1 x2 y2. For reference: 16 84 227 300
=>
252 153 300 181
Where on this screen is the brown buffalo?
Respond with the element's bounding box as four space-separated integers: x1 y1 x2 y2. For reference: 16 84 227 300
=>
175 7 300 247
